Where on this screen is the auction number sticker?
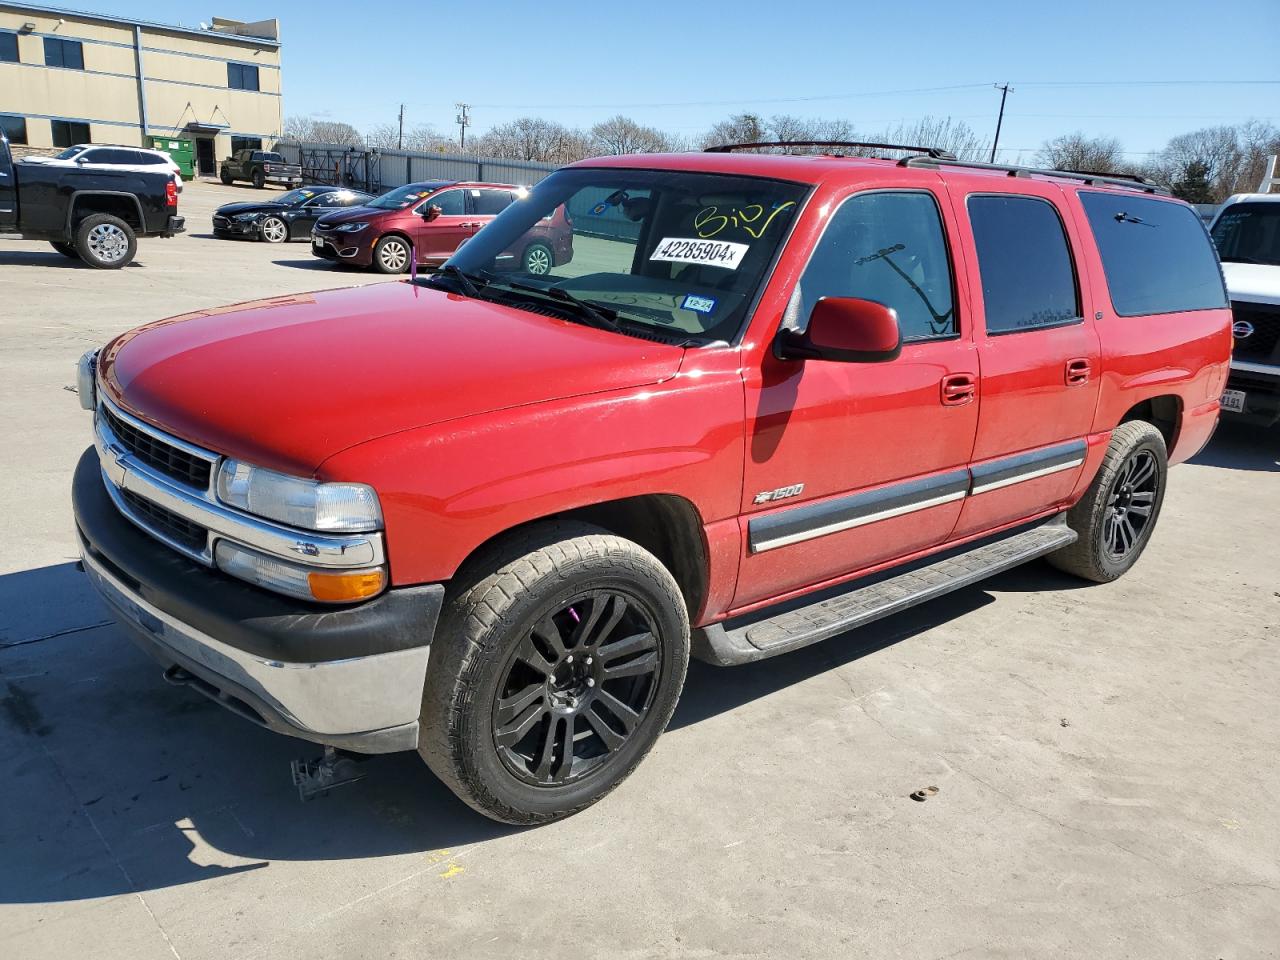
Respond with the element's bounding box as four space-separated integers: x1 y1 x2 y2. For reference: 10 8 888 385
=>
650 237 748 270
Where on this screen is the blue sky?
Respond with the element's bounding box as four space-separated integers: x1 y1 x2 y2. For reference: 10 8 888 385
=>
55 0 1280 158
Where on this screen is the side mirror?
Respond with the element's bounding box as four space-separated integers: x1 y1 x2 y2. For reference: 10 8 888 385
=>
75 157 89 165
422 204 442 222
776 297 902 363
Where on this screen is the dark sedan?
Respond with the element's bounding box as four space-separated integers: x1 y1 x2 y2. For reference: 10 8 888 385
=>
212 186 374 243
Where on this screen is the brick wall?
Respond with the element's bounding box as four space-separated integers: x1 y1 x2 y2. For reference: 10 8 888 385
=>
11 144 60 161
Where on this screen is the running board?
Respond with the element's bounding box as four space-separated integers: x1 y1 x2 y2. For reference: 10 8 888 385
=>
692 515 1076 666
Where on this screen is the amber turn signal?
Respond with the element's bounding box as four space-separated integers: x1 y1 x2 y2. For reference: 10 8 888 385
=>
307 568 386 603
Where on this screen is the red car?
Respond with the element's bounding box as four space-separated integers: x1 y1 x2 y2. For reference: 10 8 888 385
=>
311 179 573 274
73 143 1230 824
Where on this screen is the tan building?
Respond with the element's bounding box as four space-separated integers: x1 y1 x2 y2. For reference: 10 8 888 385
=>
0 3 281 175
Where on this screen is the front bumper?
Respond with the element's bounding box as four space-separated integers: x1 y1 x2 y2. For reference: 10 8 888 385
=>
311 231 372 265
73 446 445 753
1225 361 1280 427
212 216 260 238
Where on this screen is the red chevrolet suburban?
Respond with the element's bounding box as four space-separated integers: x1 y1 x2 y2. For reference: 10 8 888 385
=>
72 143 1231 824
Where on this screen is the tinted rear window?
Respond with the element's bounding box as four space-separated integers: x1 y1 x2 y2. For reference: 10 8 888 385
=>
1079 192 1227 316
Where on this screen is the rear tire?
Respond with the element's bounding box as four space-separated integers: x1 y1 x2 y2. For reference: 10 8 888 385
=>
73 214 137 270
252 169 265 189
1048 421 1168 583
373 235 411 273
522 241 554 275
50 241 79 259
418 522 690 825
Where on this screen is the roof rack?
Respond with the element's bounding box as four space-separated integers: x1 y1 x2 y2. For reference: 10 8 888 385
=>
705 140 957 161
898 155 1169 194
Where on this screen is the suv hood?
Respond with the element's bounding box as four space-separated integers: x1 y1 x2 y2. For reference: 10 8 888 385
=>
100 282 685 475
1221 261 1280 306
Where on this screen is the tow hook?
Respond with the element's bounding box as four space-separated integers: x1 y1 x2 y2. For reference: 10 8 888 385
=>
290 745 369 801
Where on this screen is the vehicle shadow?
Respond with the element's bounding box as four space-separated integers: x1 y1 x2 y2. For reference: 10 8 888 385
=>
0 556 1052 905
1189 421 1279 472
0 250 142 269
271 258 349 271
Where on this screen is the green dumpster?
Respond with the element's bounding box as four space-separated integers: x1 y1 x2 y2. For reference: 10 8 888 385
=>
148 136 195 179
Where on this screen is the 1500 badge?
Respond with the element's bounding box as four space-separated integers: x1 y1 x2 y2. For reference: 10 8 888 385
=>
753 483 805 505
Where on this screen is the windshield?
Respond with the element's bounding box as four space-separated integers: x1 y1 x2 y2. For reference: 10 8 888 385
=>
368 184 437 210
54 146 86 160
1211 202 1280 267
276 188 315 206
442 167 809 343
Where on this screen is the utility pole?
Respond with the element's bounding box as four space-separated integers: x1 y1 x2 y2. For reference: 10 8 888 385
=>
989 83 1012 164
397 104 404 150
455 102 471 151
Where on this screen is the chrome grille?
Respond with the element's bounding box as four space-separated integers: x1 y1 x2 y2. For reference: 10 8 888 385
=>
120 489 208 552
101 404 214 490
1231 301 1280 363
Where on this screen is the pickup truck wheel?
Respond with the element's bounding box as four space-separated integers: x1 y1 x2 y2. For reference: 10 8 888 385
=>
74 214 137 270
220 168 233 185
373 235 411 273
1048 421 1168 583
252 169 266 189
418 523 690 824
260 216 288 243
50 241 79 259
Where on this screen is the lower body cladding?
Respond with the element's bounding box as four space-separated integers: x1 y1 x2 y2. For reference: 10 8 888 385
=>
72 448 444 753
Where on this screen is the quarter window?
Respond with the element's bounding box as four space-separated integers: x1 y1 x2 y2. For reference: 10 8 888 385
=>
1081 192 1229 315
1 31 18 63
50 120 91 148
43 37 84 70
967 195 1080 335
0 114 27 145
791 191 956 342
228 62 260 91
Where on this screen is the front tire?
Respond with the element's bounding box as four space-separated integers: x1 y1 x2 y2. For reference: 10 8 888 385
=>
220 168 233 185
522 241 553 275
373 235 411 273
252 169 266 189
1048 421 1168 583
260 216 289 243
418 523 690 825
73 214 137 269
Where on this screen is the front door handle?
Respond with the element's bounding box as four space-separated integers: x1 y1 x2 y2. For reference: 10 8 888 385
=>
1065 358 1092 386
941 373 977 406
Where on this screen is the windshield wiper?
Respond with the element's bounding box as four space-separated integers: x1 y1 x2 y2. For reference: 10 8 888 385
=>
487 279 622 333
430 264 487 298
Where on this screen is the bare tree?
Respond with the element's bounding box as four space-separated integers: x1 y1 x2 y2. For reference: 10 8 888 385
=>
877 117 988 161
365 123 401 149
282 114 316 142
405 124 456 153
473 117 593 164
700 113 767 148
590 115 674 155
1036 132 1128 172
1147 122 1280 201
284 116 362 147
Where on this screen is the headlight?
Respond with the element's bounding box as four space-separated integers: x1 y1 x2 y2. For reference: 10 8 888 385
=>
216 459 383 532
215 540 386 603
232 212 262 222
334 222 368 233
76 349 98 411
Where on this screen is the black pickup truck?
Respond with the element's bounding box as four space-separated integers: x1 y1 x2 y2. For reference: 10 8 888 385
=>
0 133 184 269
218 149 302 189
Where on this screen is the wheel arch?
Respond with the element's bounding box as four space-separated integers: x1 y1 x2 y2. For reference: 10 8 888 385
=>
1118 394 1181 451
452 494 709 620
68 191 143 232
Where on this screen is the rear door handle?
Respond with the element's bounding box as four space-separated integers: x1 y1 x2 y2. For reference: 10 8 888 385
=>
1065 358 1092 386
941 373 977 406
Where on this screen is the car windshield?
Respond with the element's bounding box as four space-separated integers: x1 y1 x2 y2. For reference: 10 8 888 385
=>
1211 202 1280 267
276 188 316 206
54 146 86 160
367 184 438 210
440 167 809 343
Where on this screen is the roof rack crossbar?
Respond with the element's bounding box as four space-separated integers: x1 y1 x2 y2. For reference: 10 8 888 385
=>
705 140 957 161
899 155 1169 195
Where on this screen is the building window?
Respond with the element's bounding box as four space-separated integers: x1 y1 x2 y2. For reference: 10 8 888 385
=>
51 120 91 148
231 136 263 153
44 37 84 70
0 31 18 63
228 62 260 91
1 114 28 145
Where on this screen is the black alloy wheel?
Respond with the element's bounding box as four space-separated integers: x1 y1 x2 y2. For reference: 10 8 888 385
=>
492 590 661 786
1104 448 1159 560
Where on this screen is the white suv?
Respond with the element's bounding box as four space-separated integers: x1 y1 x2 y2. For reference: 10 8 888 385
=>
23 144 183 191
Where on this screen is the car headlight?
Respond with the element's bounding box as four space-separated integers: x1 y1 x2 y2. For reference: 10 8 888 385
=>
216 459 383 533
232 212 262 222
214 540 386 603
334 222 368 233
76 349 98 411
